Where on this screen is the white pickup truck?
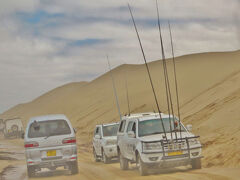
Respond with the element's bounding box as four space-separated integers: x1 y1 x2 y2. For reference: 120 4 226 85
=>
93 123 119 163
117 112 202 175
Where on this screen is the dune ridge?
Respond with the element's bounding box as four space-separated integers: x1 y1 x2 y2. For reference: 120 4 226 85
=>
1 50 240 169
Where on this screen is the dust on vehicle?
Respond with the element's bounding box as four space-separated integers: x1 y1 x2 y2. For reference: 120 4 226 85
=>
3 118 24 139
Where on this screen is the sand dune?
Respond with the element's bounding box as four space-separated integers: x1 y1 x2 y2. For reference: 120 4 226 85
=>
1 50 240 174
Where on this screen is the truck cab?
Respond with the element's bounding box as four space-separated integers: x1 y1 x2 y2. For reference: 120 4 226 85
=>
117 112 202 175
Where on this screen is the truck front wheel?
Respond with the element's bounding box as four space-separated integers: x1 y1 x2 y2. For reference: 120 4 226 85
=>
191 158 202 169
119 152 128 170
137 154 148 176
102 150 110 164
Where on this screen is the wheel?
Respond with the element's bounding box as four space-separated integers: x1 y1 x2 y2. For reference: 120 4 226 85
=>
27 166 35 178
191 158 202 169
93 148 101 162
137 154 148 176
11 125 18 131
119 152 128 170
69 161 79 175
102 150 110 164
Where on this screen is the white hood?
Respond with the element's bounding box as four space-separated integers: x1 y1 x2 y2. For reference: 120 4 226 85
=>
139 132 195 142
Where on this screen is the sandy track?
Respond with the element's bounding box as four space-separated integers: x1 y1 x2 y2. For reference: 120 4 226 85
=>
0 139 239 180
28 151 240 180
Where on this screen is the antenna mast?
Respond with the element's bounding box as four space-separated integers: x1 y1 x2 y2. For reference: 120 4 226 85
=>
168 21 182 139
156 0 177 140
127 3 167 138
125 76 131 116
107 56 122 120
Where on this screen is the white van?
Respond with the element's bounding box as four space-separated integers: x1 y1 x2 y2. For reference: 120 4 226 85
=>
24 114 78 177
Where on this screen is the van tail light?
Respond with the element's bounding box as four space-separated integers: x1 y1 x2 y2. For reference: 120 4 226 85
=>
24 141 39 148
62 137 76 144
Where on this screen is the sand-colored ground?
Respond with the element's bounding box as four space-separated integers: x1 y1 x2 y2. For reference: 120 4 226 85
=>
0 50 240 179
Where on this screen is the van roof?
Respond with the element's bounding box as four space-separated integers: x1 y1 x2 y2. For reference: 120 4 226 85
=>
29 114 68 123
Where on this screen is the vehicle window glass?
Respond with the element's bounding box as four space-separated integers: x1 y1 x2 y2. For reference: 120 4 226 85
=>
132 122 136 134
138 118 186 137
94 127 99 135
28 120 71 138
127 121 133 132
95 127 102 136
119 120 126 133
103 124 119 137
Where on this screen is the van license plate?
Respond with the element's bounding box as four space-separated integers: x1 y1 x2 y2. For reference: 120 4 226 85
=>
168 151 183 156
47 150 56 157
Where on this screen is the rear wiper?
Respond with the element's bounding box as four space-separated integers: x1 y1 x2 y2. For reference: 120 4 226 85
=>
45 133 54 139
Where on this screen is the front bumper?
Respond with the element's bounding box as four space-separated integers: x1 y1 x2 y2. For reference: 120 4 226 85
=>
103 145 118 158
140 146 202 167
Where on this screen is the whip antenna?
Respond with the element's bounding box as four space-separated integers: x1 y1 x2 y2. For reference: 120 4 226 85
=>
156 0 176 140
127 3 167 138
107 56 122 120
168 21 182 139
125 73 131 116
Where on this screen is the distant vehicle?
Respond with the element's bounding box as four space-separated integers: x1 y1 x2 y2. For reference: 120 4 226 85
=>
117 112 202 176
93 122 119 163
3 118 24 138
0 119 4 133
23 114 78 177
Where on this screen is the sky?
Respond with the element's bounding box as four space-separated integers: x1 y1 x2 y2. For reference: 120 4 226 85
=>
0 0 239 113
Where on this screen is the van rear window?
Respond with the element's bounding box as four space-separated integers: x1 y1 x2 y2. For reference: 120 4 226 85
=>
28 120 71 138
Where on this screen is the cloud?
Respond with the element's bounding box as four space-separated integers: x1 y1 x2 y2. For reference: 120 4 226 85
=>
0 0 239 112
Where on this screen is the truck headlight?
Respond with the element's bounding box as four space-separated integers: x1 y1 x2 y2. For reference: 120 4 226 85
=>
142 142 162 151
189 139 200 145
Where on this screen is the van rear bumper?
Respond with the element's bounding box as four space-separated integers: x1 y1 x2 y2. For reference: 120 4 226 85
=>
27 155 77 168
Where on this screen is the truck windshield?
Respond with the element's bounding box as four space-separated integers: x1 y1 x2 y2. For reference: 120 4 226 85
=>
28 120 71 138
138 118 186 137
102 124 119 137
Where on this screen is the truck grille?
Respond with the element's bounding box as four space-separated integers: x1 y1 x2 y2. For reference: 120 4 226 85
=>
163 140 186 151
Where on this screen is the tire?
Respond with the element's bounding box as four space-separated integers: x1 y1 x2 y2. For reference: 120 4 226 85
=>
69 161 79 175
191 158 202 169
27 166 35 178
119 152 128 170
137 154 148 176
11 125 18 131
102 150 110 164
93 148 100 162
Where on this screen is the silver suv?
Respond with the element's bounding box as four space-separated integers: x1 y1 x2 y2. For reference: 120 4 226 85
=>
117 112 202 175
24 114 78 177
93 123 119 163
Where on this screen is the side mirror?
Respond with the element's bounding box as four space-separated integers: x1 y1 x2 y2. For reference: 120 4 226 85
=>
95 134 101 139
21 132 25 139
73 128 76 133
186 124 192 132
128 131 135 138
